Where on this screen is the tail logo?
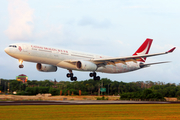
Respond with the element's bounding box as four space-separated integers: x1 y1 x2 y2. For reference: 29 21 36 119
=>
136 42 150 55
136 42 150 62
133 38 153 62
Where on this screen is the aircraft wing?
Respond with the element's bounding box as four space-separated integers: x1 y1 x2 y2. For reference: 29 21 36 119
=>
91 47 176 66
65 47 175 67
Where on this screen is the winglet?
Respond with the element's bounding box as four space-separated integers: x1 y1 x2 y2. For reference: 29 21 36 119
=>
166 47 176 53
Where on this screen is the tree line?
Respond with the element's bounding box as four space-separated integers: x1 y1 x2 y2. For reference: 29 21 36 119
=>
0 78 180 100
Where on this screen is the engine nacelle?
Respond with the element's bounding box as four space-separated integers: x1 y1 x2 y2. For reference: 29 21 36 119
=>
76 61 97 71
36 63 57 72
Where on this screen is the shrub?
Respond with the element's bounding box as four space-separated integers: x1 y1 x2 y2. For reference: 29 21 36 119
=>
38 87 49 94
25 87 35 95
177 96 180 100
120 89 164 101
49 88 60 96
176 90 180 97
69 89 79 95
81 91 88 95
154 92 164 100
96 96 108 100
120 92 141 100
16 91 28 95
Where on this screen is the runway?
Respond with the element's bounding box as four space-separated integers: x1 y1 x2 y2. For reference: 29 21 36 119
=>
0 100 179 105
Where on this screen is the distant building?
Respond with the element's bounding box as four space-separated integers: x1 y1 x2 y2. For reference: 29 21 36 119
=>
16 74 28 83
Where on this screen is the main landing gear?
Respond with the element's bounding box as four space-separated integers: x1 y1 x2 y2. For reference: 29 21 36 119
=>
66 70 77 81
89 72 100 81
19 60 24 68
66 70 100 81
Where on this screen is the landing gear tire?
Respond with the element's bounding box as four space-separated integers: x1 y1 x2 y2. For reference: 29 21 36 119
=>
74 77 77 81
90 72 100 81
71 77 77 81
66 73 73 78
67 70 77 81
89 72 96 77
94 76 100 81
96 76 100 80
19 64 24 68
89 73 93 77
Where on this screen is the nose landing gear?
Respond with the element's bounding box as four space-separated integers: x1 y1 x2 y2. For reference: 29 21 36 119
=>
89 72 100 81
19 64 24 68
67 70 77 81
19 60 24 68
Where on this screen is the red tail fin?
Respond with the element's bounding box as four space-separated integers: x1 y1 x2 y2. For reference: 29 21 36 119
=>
133 38 153 62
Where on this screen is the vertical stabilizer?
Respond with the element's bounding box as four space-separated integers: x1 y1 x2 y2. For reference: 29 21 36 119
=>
133 38 153 62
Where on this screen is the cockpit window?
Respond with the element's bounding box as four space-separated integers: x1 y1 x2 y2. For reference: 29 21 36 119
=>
9 45 17 48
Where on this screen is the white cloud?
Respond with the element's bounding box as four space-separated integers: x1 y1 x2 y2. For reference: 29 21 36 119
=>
52 5 70 9
78 16 112 28
5 0 34 41
117 40 124 45
152 44 177 52
122 5 149 9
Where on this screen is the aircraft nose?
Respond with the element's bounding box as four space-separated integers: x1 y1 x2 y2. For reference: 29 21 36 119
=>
4 47 9 54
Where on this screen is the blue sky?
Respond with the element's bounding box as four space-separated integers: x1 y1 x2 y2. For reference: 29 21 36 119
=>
0 0 180 83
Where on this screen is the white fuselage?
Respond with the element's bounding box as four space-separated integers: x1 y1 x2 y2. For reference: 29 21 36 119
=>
4 43 141 73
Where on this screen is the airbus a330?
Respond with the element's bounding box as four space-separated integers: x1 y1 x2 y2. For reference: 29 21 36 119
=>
4 38 176 81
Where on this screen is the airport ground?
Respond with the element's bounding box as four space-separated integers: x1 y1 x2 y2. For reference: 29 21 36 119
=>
0 95 180 119
0 104 180 119
0 94 178 101
0 94 121 101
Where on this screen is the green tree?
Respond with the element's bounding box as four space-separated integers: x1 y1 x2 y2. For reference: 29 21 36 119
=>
9 80 22 92
49 88 60 95
176 90 180 97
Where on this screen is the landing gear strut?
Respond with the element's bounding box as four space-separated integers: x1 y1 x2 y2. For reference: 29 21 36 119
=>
89 72 100 81
19 60 24 68
67 70 77 81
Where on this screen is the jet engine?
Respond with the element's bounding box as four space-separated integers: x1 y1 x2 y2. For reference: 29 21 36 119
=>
76 61 97 71
36 63 57 72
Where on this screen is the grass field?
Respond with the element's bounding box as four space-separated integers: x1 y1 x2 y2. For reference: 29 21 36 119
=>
0 104 180 120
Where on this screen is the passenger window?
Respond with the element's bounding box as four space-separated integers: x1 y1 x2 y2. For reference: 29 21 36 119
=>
9 45 17 48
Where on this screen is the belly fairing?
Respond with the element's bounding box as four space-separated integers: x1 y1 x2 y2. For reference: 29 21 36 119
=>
97 62 140 73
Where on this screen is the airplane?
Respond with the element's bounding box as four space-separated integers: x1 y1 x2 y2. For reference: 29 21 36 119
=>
4 38 176 81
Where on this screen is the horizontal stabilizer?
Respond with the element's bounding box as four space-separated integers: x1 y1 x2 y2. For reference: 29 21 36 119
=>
140 61 170 68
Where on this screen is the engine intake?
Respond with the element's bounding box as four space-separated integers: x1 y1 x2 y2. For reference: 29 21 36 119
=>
76 61 97 71
36 63 57 72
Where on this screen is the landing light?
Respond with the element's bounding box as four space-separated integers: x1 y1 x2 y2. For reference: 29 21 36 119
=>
19 59 23 64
